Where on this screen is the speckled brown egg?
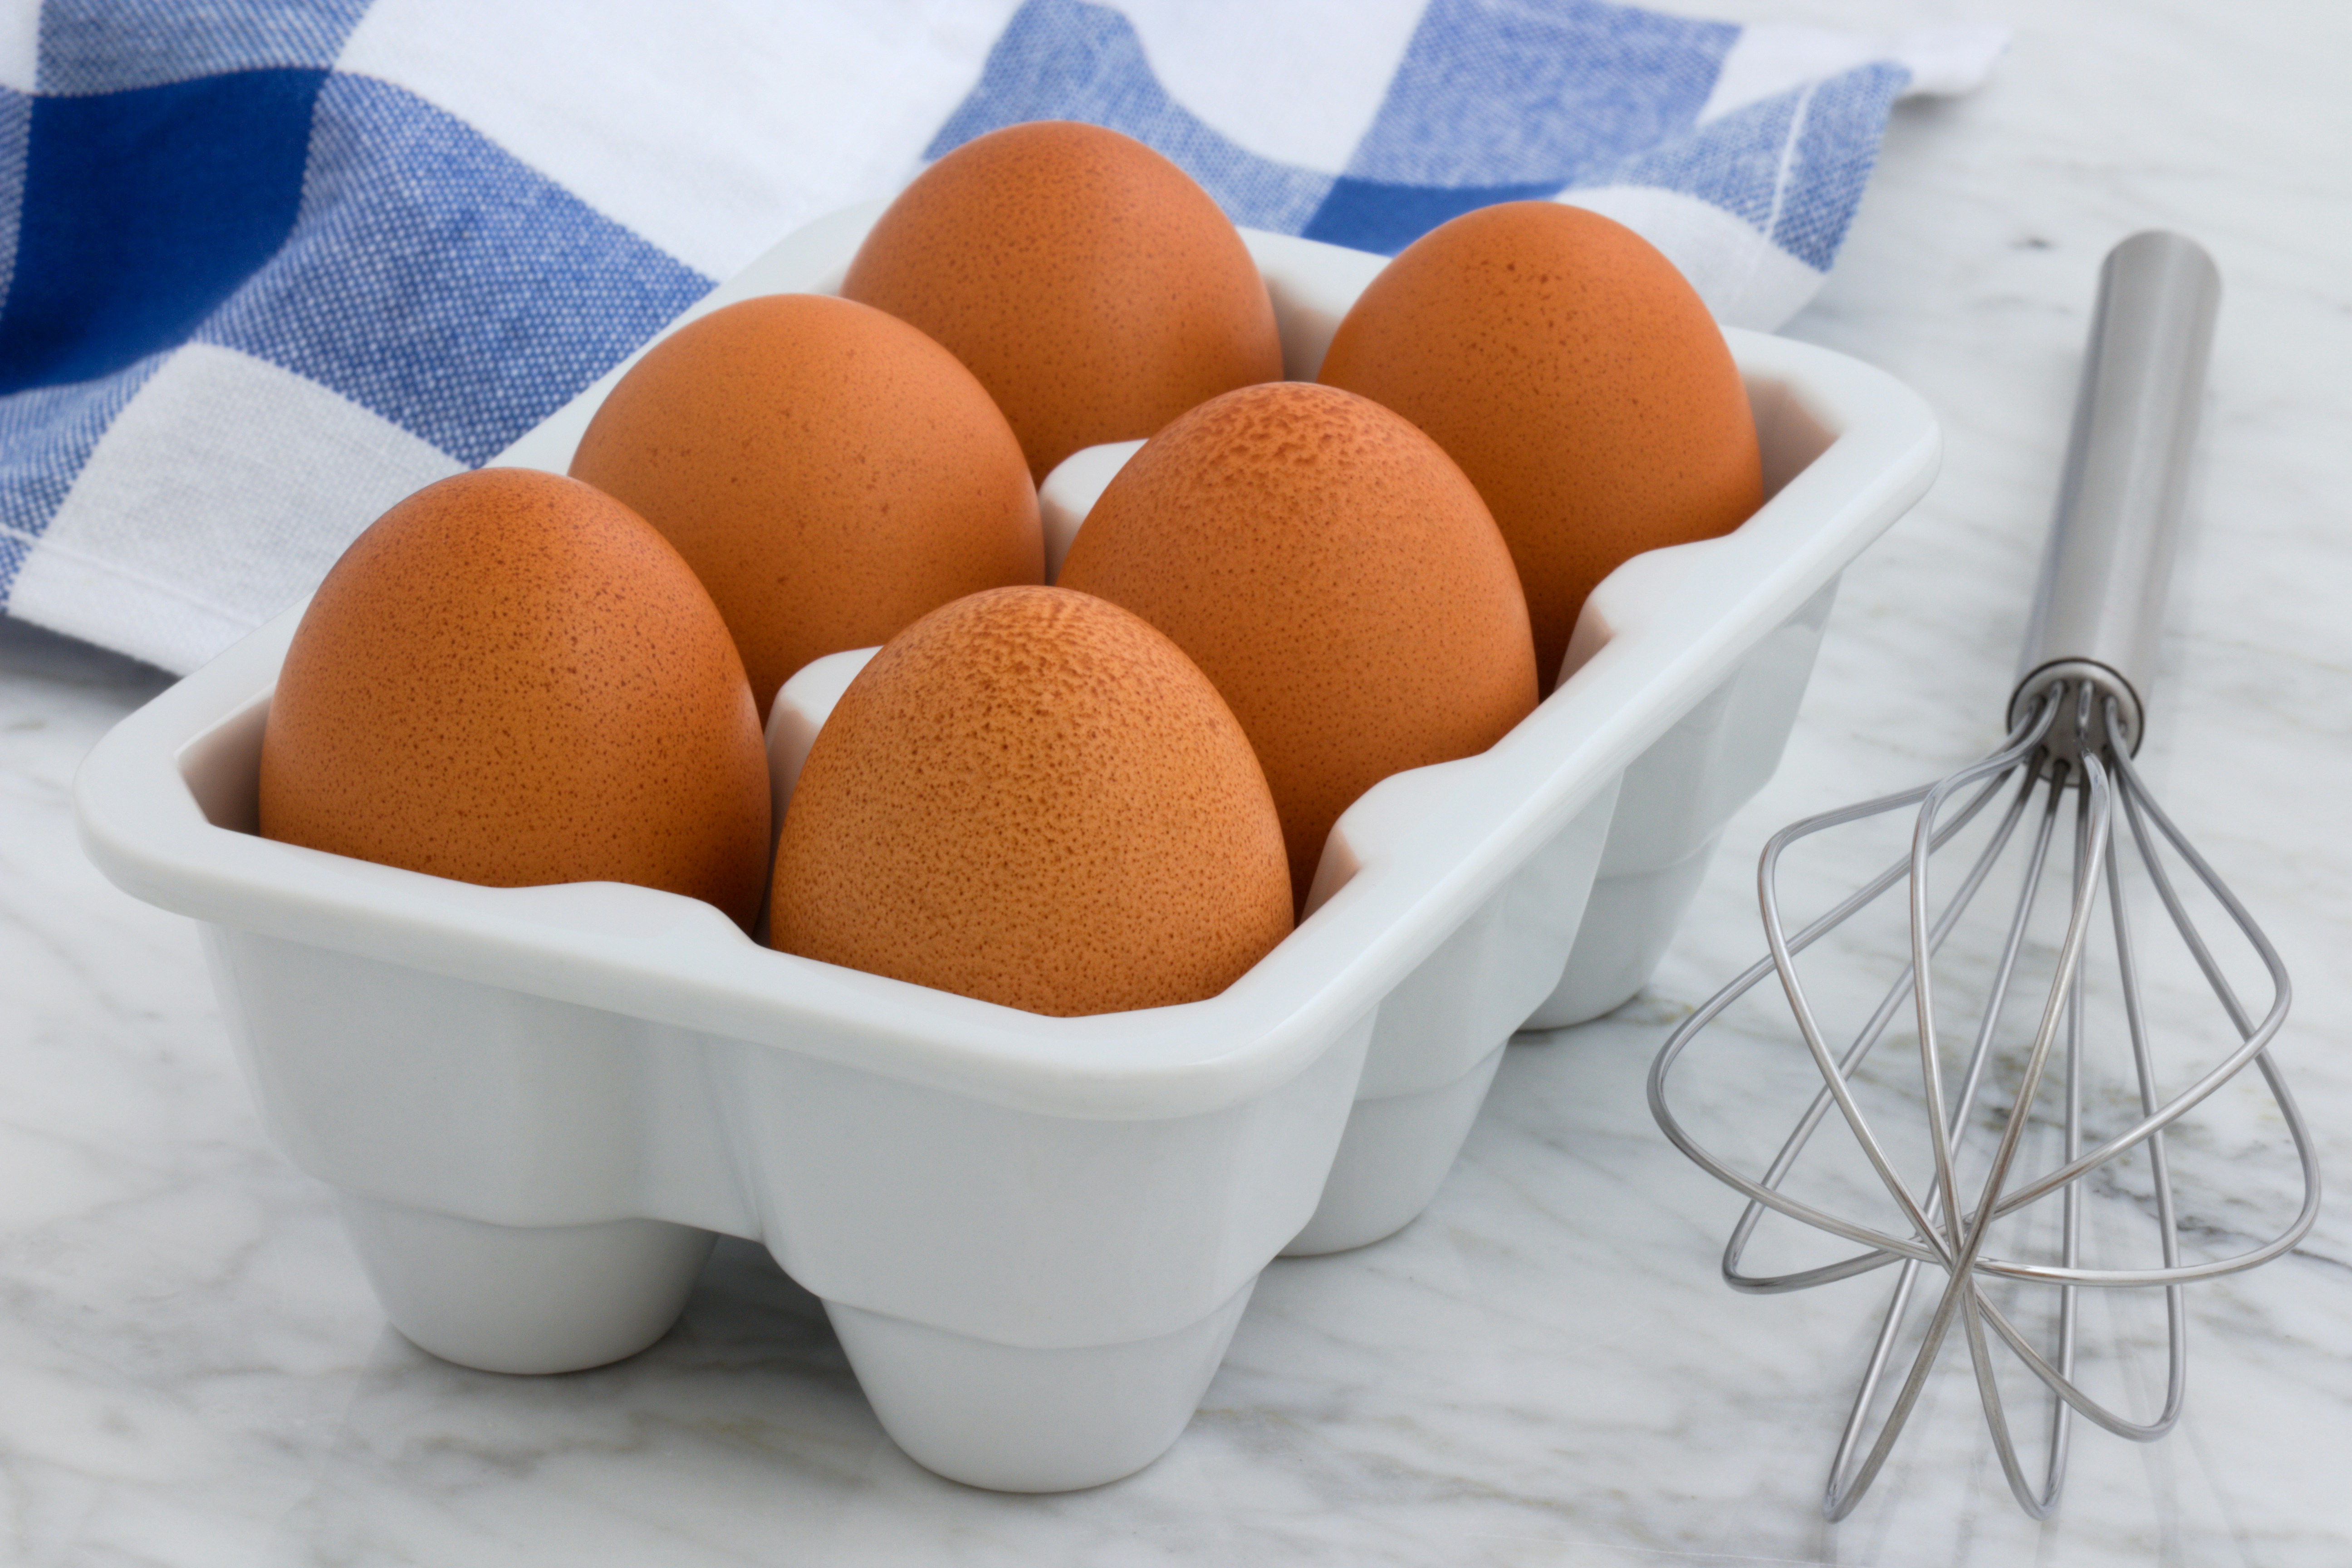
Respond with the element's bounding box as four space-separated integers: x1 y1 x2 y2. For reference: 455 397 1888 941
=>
1057 382 1538 907
568 293 1041 718
769 586 1291 1018
258 468 770 930
1316 201 1763 692
839 120 1284 482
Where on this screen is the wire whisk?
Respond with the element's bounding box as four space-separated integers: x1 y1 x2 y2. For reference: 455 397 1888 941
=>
1647 232 2320 1520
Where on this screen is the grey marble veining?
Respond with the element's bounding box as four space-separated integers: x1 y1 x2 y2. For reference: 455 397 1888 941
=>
5 1 2351 1562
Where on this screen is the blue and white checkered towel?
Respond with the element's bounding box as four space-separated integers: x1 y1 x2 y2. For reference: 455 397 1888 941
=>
0 0 2001 674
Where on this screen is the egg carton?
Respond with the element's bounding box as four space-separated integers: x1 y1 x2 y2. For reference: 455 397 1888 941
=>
75 204 1937 1493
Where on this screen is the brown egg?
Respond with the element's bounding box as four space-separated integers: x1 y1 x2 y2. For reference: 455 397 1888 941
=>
1317 201 1763 692
569 293 1041 718
259 468 771 930
1057 382 1538 906
770 587 1292 1017
839 120 1284 482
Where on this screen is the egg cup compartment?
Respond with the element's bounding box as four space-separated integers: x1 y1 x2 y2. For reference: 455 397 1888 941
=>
1533 568 1839 1029
77 206 1938 1493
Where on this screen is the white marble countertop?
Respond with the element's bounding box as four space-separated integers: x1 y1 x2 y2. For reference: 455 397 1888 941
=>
6 2 2350 1562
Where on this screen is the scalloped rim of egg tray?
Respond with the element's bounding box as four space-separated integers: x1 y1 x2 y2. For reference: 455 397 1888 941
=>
76 200 1937 1494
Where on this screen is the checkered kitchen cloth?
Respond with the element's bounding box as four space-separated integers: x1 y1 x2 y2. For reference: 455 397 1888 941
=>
0 0 2001 675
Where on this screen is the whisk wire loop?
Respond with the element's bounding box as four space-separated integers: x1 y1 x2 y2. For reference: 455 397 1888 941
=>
1648 706 2053 1271
1716 763 2047 1296
1899 702 2114 1520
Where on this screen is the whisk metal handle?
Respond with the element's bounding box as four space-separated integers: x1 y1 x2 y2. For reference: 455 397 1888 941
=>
2009 230 2220 758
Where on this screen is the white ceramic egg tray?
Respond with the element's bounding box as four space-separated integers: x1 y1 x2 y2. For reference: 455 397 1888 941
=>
75 203 1937 1493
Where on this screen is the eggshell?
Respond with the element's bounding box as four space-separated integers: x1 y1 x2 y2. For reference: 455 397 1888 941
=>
569 293 1041 718
1057 381 1538 906
840 120 1284 482
770 586 1292 1018
258 468 771 930
1316 201 1763 691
